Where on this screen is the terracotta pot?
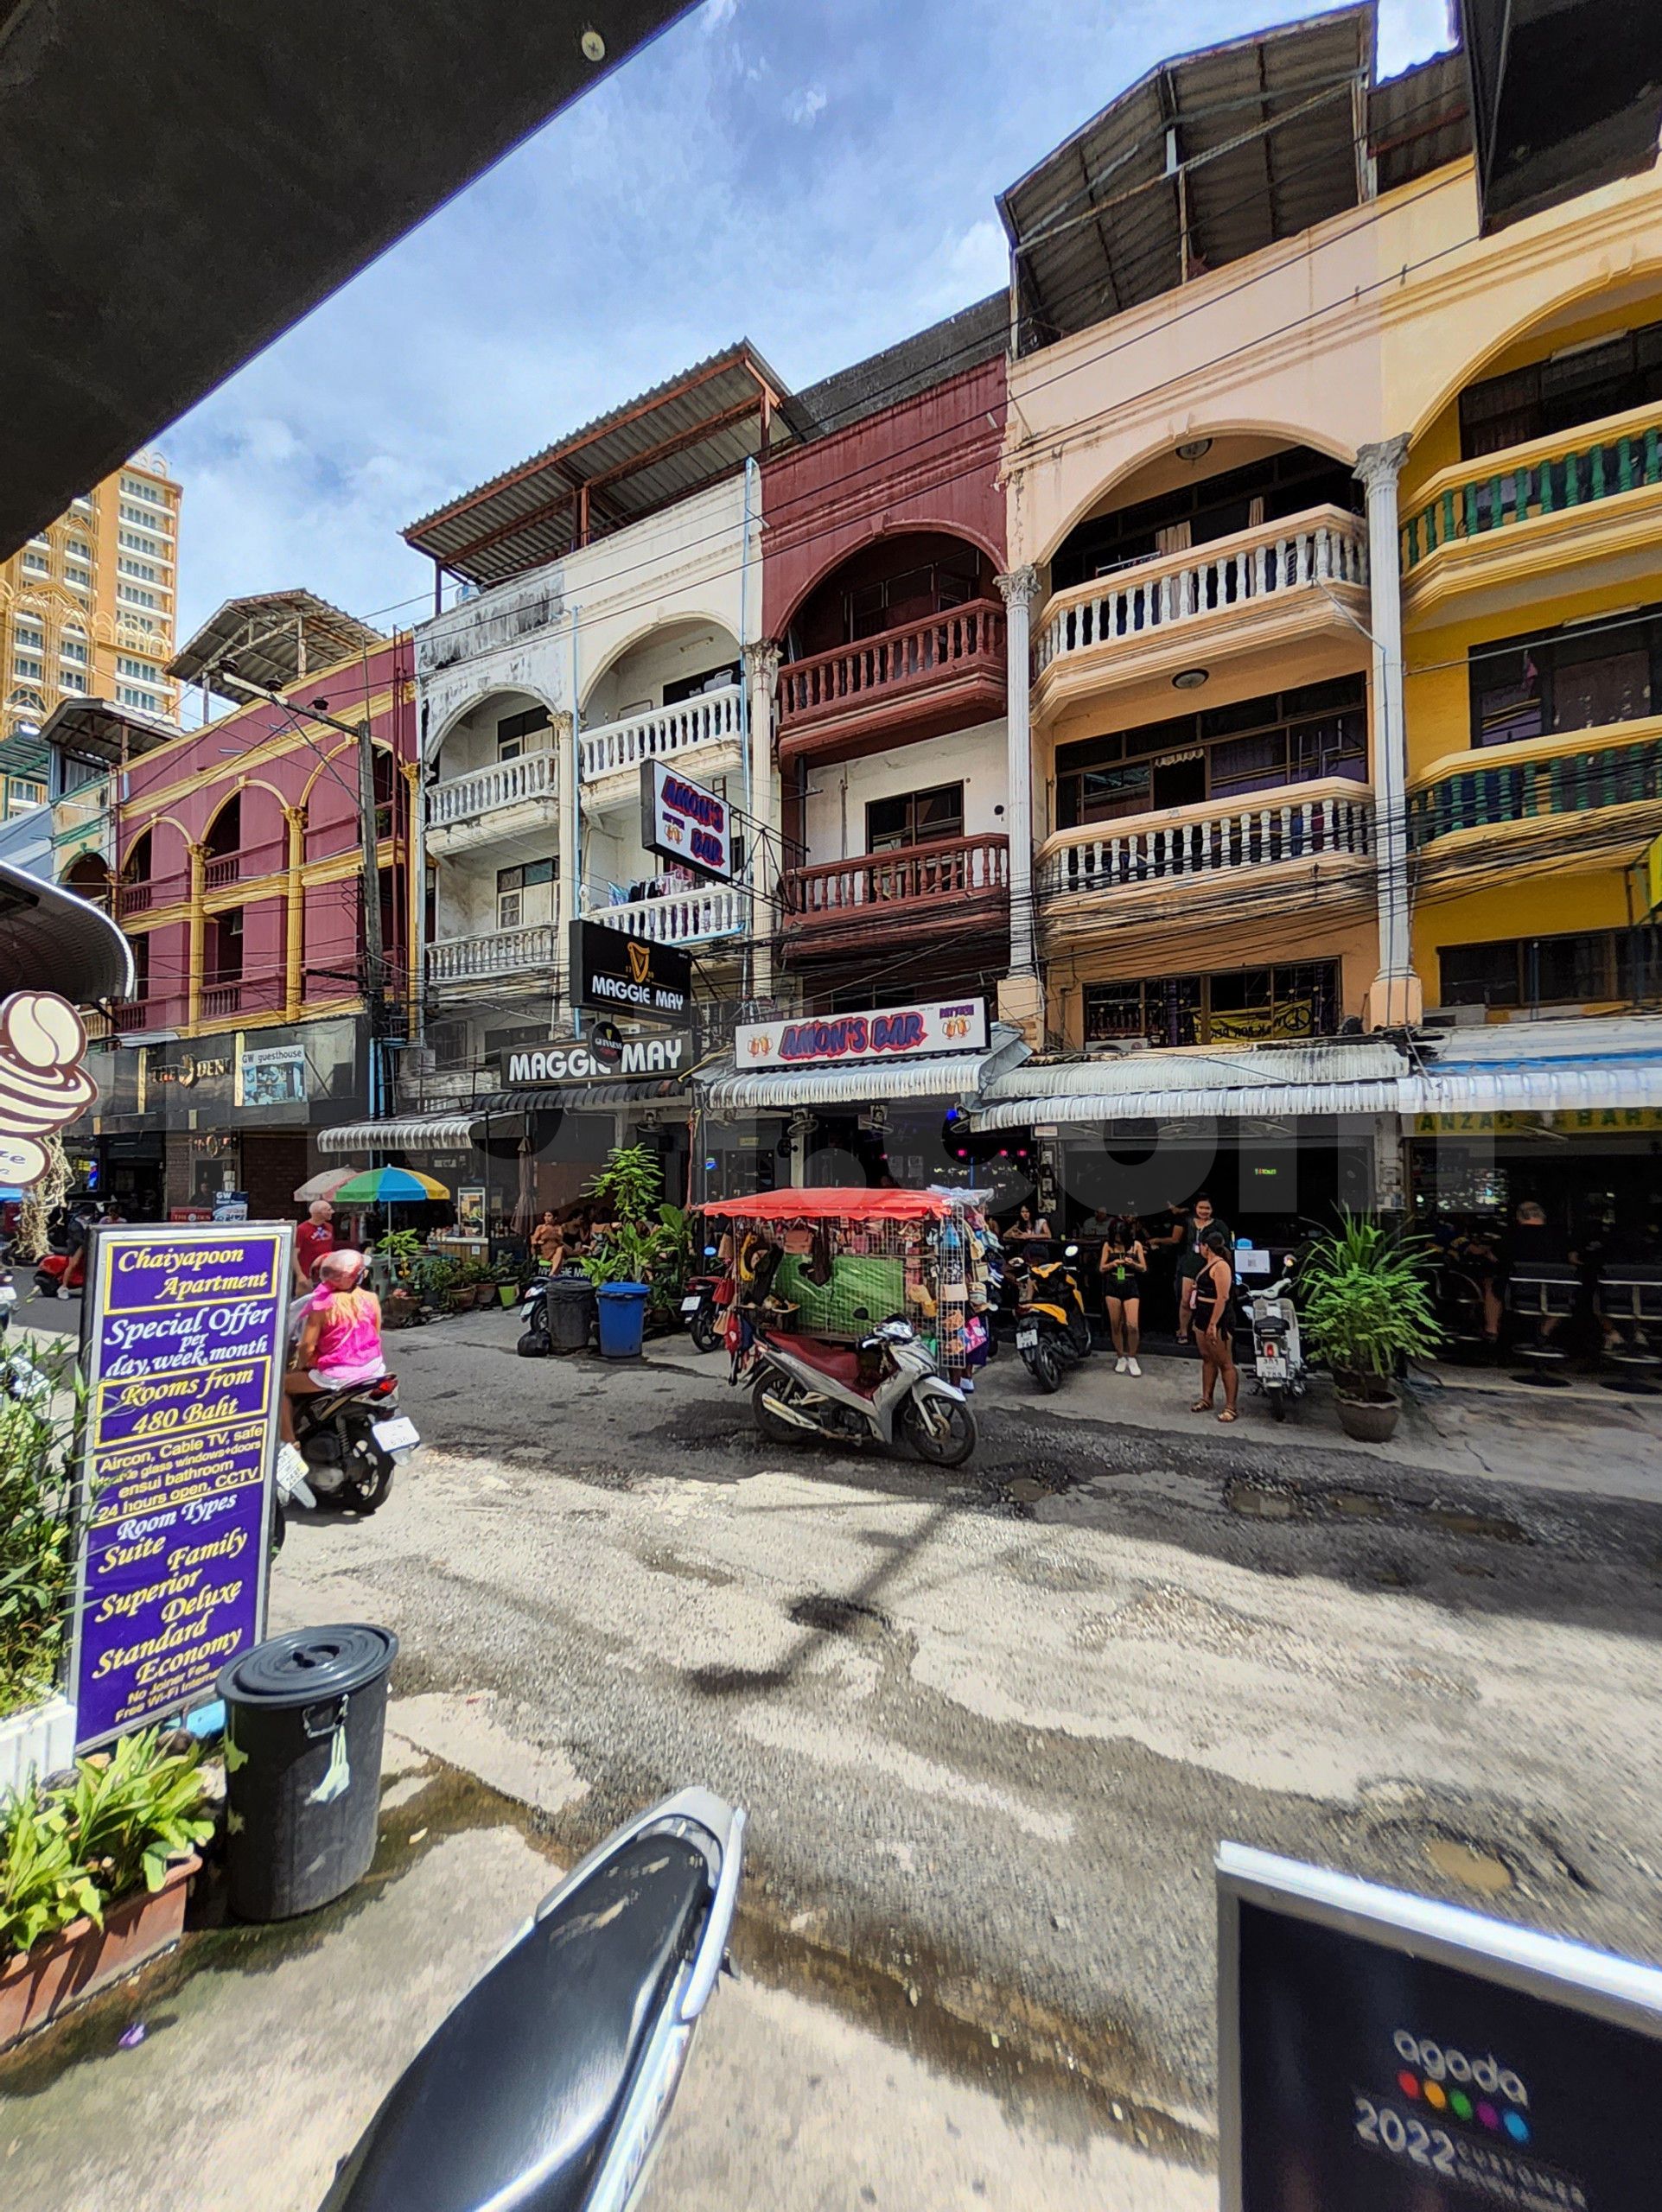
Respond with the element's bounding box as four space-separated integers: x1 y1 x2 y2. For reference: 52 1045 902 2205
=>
0 1853 200 2052
1335 1393 1399 1444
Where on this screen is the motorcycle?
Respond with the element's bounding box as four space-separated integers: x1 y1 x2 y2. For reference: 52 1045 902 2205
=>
745 1314 977 1468
680 1245 727 1354
33 1242 86 1300
318 1786 744 2212
516 1273 553 1357
293 1374 417 1512
1245 1274 1307 1421
1007 1243 1092 1394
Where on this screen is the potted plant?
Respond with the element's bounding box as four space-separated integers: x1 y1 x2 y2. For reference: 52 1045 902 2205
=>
0 1727 215 2050
1300 1212 1441 1442
579 1145 675 1357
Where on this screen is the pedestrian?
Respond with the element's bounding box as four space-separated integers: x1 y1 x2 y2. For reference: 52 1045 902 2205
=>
1190 1225 1239 1422
293 1198 335 1295
278 1249 385 1484
1098 1215 1147 1376
1164 1192 1231 1344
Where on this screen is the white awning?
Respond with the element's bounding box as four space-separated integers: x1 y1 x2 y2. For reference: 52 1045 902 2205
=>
319 1111 491 1154
700 1025 1029 1113
1404 1017 1662 1116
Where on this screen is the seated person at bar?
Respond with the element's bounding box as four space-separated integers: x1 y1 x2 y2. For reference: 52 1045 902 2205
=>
530 1210 565 1269
1003 1201 1053 1249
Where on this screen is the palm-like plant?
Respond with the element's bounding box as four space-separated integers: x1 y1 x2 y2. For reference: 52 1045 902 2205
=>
1299 1211 1441 1400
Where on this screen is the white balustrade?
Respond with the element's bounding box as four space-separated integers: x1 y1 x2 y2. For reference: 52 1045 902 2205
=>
1036 509 1368 674
578 684 742 783
427 747 557 829
1041 784 1373 897
426 923 559 982
584 884 747 944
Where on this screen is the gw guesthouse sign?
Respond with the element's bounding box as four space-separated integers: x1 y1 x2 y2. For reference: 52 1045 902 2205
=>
640 760 736 883
69 1222 291 1749
507 1032 691 1085
735 997 987 1071
569 918 691 1020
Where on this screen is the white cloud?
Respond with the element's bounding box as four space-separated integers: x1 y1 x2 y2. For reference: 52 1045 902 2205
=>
703 0 739 27
785 84 827 127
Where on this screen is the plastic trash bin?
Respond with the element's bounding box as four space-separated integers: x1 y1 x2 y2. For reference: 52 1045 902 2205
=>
216 1623 398 1921
546 1275 598 1355
596 1281 650 1359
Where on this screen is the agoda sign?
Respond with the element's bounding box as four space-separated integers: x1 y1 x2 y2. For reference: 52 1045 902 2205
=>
568 918 691 1020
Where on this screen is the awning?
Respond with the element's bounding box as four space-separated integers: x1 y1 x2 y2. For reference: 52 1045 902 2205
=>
471 1078 688 1114
975 1039 1410 1129
319 1111 489 1154
699 1024 1029 1113
0 854 134 1005
1406 1017 1662 1116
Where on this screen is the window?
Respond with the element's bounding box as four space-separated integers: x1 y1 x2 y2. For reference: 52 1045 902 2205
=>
1056 679 1366 829
66 541 92 566
1470 605 1660 747
12 657 43 683
118 587 158 609
1459 316 1662 460
1085 962 1340 1047
116 685 158 709
844 559 977 642
495 857 553 930
118 530 167 555
1439 929 1660 1009
865 781 965 852
60 672 86 694
495 705 550 761
59 638 88 666
21 550 48 575
4 778 47 818
119 503 171 533
117 655 161 682
119 475 168 504
118 556 160 582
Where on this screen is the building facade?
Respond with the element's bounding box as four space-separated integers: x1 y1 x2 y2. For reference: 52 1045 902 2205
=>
0 450 181 820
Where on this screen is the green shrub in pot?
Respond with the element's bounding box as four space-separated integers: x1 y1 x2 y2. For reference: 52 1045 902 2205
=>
1299 1211 1440 1406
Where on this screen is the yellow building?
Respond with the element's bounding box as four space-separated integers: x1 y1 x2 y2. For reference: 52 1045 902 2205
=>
0 449 181 818
986 4 1662 1228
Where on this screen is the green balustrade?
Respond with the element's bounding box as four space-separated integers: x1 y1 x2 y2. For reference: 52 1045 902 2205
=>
1402 416 1662 570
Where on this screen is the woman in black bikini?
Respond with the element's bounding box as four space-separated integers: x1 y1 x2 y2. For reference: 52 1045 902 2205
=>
1191 1225 1239 1422
1098 1215 1146 1376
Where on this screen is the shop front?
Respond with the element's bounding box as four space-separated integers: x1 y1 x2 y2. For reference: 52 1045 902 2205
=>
468 1027 696 1221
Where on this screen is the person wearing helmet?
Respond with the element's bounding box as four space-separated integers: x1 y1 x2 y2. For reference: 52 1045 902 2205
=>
277 1249 386 1483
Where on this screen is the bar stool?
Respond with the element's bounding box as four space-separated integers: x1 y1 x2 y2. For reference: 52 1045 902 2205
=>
1599 1264 1662 1396
1507 1263 1578 1386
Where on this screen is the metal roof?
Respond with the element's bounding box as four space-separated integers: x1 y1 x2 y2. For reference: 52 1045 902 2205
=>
169 591 388 703
998 7 1378 354
36 696 182 769
319 1111 488 1154
1368 49 1472 194
698 1025 1029 1113
404 343 794 589
0 853 133 1004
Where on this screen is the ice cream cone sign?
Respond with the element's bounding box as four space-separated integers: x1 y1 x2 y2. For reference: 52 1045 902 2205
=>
0 993 97 1188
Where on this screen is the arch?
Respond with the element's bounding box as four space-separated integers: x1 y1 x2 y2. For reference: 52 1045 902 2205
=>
120 811 191 878
201 788 242 850
427 682 563 766
60 851 111 902
774 519 1004 642
298 730 396 809
578 612 742 721
1407 253 1662 450
1034 418 1361 571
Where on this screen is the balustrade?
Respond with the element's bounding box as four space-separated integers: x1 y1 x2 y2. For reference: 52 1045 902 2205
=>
1401 405 1662 570
426 923 560 982
427 747 557 827
778 604 1006 728
1409 731 1662 849
578 684 742 783
1040 785 1372 895
784 833 1009 920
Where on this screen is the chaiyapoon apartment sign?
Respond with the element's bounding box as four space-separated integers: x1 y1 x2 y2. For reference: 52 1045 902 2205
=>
735 998 987 1071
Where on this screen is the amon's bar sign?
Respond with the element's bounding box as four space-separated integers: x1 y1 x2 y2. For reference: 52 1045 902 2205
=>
569 918 691 1020
640 760 736 883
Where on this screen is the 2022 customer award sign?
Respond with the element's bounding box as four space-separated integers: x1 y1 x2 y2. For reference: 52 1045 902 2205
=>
70 1223 292 1749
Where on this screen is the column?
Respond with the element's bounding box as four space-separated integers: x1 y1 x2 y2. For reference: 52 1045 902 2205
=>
554 709 577 1027
1353 435 1422 1031
283 805 306 1020
186 842 207 1031
996 567 1042 1041
742 639 781 1006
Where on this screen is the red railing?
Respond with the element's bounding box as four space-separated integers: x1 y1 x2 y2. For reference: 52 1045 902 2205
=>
783 832 1009 924
778 601 1006 728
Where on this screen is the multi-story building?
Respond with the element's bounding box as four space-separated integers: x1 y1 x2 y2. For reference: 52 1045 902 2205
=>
0 450 181 819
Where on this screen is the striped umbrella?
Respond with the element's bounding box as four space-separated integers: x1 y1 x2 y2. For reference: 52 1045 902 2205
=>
329 1166 451 1205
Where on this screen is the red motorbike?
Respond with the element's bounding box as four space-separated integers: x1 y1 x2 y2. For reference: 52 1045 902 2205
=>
33 1243 86 1300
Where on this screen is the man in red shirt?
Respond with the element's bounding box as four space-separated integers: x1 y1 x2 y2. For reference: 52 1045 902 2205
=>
293 1199 335 1295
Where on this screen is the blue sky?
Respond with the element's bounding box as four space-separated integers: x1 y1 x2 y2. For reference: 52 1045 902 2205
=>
163 0 1453 645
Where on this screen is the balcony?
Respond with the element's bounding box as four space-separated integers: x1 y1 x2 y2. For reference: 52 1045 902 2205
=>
583 882 748 947
203 853 240 891
777 603 1006 766
1409 716 1662 878
1034 510 1368 723
427 923 559 988
779 832 1009 964
578 685 743 807
1038 781 1373 956
109 1001 154 1033
425 747 558 860
1400 404 1662 616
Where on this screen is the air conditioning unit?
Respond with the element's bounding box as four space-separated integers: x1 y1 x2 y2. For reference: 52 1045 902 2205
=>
403 1043 437 1075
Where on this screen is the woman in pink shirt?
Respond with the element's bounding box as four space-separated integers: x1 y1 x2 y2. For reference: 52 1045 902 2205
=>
279 1249 385 1461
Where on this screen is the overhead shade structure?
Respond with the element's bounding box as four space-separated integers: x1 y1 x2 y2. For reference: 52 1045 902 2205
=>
169 592 388 708
1460 0 1662 233
697 1026 1030 1115
0 0 698 556
470 1079 686 1113
331 1166 451 1204
0 854 133 1006
1405 1017 1662 1115
319 1111 487 1154
975 1038 1413 1129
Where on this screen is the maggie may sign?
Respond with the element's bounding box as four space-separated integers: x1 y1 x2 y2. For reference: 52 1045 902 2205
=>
508 1033 691 1085
735 999 987 1070
70 1222 291 1749
640 760 735 883
569 918 691 1020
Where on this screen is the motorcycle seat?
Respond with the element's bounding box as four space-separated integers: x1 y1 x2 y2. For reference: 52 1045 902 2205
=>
322 1832 711 2212
776 1333 863 1389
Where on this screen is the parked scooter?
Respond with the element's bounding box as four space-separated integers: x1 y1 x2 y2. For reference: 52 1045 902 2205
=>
318 1786 744 2212
1245 1274 1307 1421
680 1244 727 1353
292 1375 417 1512
1007 1243 1092 1394
33 1241 86 1301
743 1315 977 1467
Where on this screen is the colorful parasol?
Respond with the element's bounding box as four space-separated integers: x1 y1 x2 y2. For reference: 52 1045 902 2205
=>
329 1166 451 1205
293 1167 359 1204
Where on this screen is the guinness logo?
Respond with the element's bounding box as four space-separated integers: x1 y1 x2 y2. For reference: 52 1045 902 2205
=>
627 941 652 985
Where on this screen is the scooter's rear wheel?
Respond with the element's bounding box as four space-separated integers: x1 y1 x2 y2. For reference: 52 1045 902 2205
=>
752 1366 806 1446
689 1306 721 1354
902 1396 977 1467
1266 1384 1288 1422
348 1446 396 1513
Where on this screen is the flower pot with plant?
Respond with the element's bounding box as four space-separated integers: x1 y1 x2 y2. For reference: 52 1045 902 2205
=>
1299 1212 1440 1443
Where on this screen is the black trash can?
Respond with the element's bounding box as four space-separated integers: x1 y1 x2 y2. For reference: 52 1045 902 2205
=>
546 1275 598 1355
216 1623 398 1921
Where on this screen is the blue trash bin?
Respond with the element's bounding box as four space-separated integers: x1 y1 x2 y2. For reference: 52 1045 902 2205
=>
596 1281 651 1358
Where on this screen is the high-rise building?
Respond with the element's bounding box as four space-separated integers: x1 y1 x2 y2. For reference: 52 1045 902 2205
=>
0 450 181 818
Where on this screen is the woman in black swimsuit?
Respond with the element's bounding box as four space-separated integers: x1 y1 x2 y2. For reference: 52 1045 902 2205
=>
1098 1215 1147 1376
1191 1225 1239 1422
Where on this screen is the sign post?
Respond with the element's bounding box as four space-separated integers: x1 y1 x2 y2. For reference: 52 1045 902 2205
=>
1219 1842 1662 2209
68 1221 293 1750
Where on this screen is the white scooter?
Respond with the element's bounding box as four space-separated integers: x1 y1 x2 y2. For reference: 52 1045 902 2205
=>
1246 1274 1307 1421
744 1315 977 1468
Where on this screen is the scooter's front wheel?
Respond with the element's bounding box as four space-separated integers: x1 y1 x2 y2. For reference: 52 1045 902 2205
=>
752 1367 806 1446
902 1395 977 1467
1028 1341 1064 1394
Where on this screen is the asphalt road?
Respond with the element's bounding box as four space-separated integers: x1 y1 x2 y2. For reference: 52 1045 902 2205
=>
268 1304 1662 2153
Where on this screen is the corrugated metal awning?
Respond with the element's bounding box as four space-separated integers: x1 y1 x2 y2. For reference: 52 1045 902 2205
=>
319 1111 488 1154
0 854 134 1005
471 1079 687 1113
700 1026 1029 1113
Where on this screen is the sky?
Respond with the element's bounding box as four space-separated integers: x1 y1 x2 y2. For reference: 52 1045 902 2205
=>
162 0 1455 650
